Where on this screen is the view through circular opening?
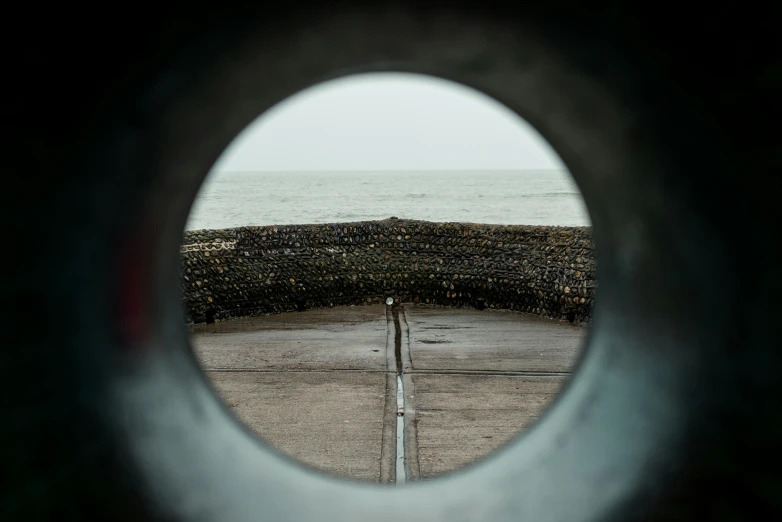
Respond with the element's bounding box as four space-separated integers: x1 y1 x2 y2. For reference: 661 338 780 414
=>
181 72 594 484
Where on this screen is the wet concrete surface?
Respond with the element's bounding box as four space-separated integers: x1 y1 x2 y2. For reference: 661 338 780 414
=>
192 306 387 371
190 304 587 483
405 306 583 373
193 305 390 482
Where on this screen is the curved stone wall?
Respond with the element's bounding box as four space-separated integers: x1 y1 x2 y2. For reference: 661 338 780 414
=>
181 218 596 324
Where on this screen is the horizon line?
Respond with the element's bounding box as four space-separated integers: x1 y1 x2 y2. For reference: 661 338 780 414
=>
212 168 568 174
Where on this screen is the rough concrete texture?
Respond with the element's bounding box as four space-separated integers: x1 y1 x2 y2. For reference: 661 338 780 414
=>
412 374 569 478
190 304 586 482
404 305 586 478
206 371 387 482
191 306 387 371
194 306 390 482
405 305 584 373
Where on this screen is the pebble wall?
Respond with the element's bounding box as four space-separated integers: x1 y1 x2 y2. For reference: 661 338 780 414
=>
181 218 595 324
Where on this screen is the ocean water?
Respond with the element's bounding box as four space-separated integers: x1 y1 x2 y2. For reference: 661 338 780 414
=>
185 170 591 230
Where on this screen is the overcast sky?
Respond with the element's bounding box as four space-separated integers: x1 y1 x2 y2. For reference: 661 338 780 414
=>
212 72 565 172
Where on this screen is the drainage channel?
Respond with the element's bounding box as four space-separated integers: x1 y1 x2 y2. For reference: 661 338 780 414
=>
395 374 406 485
382 303 419 485
391 308 406 485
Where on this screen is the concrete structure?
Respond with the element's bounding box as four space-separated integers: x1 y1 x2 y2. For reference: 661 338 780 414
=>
182 219 595 325
185 220 592 481
191 304 586 482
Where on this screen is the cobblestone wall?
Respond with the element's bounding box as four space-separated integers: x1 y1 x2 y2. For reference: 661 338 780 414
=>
181 218 595 324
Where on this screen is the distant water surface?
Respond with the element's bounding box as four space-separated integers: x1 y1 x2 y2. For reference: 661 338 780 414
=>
186 170 590 230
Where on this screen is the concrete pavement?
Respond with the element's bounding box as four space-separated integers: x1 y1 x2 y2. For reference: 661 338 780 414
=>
403 306 584 478
190 304 586 482
206 370 388 482
192 305 390 482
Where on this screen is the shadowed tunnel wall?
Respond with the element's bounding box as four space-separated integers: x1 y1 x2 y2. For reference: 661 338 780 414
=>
181 218 595 324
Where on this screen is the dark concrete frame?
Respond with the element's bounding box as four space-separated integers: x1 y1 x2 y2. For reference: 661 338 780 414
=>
3 3 779 521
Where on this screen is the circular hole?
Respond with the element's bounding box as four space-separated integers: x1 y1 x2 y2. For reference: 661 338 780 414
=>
182 72 593 483
15 5 768 520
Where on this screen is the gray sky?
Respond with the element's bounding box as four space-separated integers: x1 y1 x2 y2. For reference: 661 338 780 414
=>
212 72 565 172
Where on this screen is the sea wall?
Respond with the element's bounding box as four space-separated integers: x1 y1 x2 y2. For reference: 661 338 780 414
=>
181 218 596 324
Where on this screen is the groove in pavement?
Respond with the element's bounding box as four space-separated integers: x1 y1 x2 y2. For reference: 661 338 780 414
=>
191 304 585 481
203 368 573 376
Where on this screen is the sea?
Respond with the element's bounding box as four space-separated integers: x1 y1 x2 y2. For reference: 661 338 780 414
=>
185 170 591 231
